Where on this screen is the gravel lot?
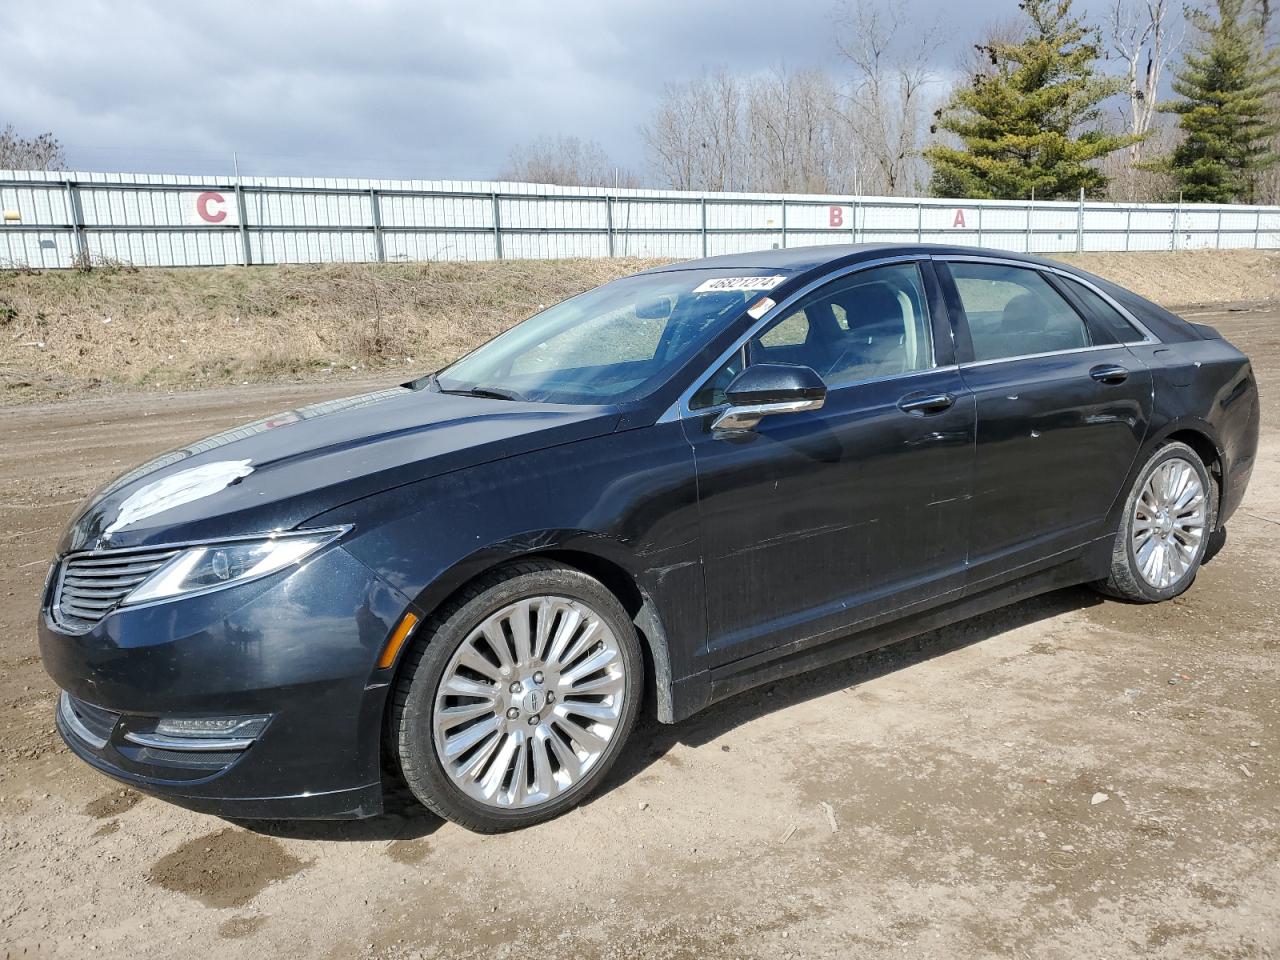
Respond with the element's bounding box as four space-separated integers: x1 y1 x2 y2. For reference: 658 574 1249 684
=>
1 303 1277 960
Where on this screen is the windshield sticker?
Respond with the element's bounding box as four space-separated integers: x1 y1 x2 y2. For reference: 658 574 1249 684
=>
693 275 787 294
747 297 776 319
104 459 254 536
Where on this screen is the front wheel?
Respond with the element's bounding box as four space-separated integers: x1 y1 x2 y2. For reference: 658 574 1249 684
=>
1096 441 1217 603
389 560 643 832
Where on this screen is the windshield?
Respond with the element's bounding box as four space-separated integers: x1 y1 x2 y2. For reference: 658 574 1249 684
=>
434 269 790 404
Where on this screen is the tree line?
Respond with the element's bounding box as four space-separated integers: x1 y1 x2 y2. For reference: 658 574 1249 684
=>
505 0 1280 204
5 0 1275 205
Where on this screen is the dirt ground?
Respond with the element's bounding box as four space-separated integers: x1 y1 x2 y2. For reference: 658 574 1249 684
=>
1 304 1278 960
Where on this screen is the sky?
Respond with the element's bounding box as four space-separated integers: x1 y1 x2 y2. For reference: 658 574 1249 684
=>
2 0 1122 181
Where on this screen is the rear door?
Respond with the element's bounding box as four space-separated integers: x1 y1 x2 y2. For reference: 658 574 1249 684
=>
937 258 1153 590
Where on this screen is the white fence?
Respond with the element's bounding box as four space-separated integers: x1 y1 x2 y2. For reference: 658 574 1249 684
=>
3 169 1280 269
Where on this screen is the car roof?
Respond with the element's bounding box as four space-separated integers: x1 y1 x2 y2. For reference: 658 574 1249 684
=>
637 243 1071 276
638 242 1204 344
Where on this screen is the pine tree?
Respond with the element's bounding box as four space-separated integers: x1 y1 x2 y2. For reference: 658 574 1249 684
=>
1161 0 1280 203
925 0 1134 199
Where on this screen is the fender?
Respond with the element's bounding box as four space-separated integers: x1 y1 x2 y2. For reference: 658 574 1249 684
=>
1103 416 1226 538
311 418 708 723
397 530 694 724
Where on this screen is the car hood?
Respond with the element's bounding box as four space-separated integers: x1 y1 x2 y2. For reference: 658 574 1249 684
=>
58 384 620 553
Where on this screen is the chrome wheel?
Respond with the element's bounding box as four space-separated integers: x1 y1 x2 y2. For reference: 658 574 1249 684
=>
431 596 627 810
1132 456 1207 589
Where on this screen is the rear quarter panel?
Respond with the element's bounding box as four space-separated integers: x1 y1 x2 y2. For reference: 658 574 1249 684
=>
1126 337 1259 527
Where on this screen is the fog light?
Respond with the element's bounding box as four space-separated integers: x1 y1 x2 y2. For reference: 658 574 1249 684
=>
124 713 271 752
154 715 269 739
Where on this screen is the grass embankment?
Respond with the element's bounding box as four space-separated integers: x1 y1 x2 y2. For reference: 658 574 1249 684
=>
0 258 667 402
1 250 1276 404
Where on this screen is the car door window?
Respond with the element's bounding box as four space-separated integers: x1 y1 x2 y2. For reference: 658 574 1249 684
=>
949 263 1092 361
690 263 935 409
1059 277 1147 343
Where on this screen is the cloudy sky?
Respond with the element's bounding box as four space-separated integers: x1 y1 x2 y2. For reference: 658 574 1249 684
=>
3 0 1119 181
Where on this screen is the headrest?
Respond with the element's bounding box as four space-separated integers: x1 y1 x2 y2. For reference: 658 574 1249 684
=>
1002 293 1046 336
836 282 903 336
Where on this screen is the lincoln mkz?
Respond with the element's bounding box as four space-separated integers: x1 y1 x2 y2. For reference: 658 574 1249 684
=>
39 244 1259 831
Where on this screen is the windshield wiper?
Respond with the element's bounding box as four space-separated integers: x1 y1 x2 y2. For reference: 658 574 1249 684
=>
437 383 527 402
421 372 527 401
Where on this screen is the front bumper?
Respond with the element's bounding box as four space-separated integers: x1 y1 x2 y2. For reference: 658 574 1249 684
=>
39 544 414 819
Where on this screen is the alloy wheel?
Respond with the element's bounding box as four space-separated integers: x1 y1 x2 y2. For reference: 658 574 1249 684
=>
1132 456 1207 589
431 596 627 809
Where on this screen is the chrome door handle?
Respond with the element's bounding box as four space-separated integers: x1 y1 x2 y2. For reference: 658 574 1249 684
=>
1090 364 1129 385
898 392 955 415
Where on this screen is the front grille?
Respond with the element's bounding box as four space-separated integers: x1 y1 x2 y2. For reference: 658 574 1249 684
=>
53 548 180 629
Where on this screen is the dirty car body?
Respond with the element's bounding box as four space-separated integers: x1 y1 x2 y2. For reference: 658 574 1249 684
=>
38 244 1259 823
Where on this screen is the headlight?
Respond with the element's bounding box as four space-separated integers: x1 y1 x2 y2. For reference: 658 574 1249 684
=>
122 527 348 605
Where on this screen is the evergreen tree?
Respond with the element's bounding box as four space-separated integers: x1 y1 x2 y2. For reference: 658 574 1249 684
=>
925 0 1134 199
1161 0 1280 203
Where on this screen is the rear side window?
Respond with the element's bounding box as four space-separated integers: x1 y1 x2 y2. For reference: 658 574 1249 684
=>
1060 277 1146 343
949 263 1091 362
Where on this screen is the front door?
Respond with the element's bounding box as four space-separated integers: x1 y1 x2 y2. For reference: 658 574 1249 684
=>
683 261 976 670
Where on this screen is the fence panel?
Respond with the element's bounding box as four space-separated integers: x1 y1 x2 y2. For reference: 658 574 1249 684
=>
2 169 1278 269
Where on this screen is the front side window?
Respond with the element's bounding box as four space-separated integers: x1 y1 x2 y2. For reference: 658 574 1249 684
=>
690 262 935 409
437 269 790 404
949 263 1091 361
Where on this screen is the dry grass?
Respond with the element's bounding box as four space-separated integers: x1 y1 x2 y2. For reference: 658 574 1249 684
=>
1052 249 1280 307
0 258 668 402
1 250 1277 404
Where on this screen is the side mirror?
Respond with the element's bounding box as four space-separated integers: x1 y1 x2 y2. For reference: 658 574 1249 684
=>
712 363 827 435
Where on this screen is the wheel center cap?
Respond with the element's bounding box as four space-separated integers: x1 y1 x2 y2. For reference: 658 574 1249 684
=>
1157 512 1174 536
522 687 545 715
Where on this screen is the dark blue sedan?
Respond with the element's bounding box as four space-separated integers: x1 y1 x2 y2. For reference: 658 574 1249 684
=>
39 244 1259 832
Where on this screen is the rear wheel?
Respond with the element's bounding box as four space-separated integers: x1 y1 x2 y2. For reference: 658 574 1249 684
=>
1097 441 1216 602
389 561 642 832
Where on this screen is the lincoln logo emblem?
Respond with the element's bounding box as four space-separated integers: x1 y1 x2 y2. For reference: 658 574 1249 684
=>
524 690 544 714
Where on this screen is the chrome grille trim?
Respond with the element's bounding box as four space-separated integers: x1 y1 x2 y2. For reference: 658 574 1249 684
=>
53 547 181 630
58 691 119 750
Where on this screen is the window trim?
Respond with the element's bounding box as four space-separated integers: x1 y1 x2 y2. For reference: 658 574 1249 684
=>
665 255 940 421
934 255 1161 364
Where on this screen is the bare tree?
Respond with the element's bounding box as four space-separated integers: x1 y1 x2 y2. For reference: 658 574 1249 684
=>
0 125 66 170
643 67 859 193
640 69 749 190
833 0 944 196
1108 0 1181 174
499 134 636 188
1099 117 1178 200
747 67 847 193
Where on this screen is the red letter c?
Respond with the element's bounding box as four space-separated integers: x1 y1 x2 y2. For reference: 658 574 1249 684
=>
196 191 228 223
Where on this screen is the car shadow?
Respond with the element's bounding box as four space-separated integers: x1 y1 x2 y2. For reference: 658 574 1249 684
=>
231 777 444 842
235 583 1111 840
597 584 1105 799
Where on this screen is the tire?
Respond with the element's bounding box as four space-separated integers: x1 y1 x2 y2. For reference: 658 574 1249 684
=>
1096 441 1217 603
389 560 643 832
